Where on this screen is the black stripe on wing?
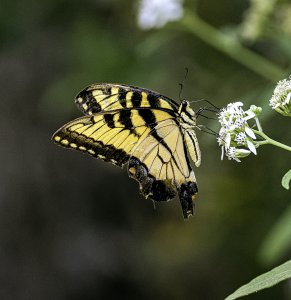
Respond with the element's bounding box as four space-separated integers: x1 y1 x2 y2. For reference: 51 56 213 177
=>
75 83 179 115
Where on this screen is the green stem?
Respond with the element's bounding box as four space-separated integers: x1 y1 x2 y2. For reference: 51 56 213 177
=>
253 130 291 151
255 117 263 132
180 10 286 82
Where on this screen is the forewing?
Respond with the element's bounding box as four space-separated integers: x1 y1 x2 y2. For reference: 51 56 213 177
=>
128 119 198 219
52 109 176 167
75 83 179 115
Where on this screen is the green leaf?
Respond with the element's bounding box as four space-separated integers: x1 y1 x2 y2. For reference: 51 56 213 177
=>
225 260 291 300
282 169 291 190
258 204 291 265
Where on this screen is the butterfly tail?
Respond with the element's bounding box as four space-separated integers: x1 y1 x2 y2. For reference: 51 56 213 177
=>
177 181 198 219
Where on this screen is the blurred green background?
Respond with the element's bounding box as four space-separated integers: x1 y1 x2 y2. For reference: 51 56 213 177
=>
1 0 291 299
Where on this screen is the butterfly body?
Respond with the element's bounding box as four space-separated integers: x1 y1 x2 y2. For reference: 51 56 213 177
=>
52 84 201 219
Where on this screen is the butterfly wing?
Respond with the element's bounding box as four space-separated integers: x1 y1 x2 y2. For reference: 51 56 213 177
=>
53 84 198 218
75 83 179 115
52 108 176 166
128 119 198 219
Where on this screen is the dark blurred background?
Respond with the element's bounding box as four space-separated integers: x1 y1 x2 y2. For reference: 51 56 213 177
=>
1 0 291 299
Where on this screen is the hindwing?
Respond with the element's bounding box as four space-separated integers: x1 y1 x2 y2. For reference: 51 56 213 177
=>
128 119 198 218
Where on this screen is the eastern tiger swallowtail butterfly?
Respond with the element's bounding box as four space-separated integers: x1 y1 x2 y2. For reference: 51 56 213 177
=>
52 84 201 219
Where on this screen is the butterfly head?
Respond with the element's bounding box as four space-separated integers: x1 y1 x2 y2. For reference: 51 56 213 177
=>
179 100 196 126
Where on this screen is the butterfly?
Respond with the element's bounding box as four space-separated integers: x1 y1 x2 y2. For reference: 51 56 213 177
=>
52 83 201 219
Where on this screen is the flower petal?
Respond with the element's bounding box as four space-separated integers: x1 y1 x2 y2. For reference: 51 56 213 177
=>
244 110 255 120
245 126 256 139
235 148 251 158
247 140 257 155
284 92 291 105
221 147 224 160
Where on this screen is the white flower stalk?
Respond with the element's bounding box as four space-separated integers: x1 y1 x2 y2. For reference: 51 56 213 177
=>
137 0 184 30
269 77 291 117
217 102 262 162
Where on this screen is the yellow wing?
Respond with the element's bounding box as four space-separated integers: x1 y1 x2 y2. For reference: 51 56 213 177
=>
53 84 199 219
128 119 198 218
75 83 179 115
52 109 176 166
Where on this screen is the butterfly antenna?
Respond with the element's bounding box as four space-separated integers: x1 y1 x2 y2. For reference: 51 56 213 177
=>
178 67 189 102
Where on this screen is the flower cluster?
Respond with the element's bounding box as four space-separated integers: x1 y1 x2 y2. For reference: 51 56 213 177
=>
217 76 291 162
137 0 184 30
269 77 291 117
217 102 262 162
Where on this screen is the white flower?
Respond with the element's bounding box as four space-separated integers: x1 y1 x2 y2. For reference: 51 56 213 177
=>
226 147 240 162
225 147 252 162
234 132 247 145
269 77 291 117
217 102 262 162
137 0 184 30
